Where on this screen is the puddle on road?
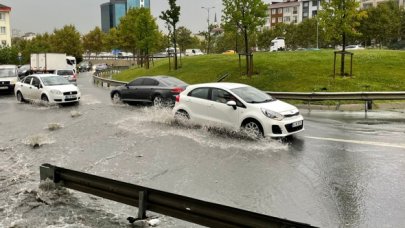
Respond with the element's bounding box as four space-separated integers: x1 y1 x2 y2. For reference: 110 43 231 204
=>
114 107 288 151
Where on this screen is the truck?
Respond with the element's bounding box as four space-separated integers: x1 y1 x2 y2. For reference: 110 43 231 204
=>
270 37 285 52
0 65 19 93
30 53 75 73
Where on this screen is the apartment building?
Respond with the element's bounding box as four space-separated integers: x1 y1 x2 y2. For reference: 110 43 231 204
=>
0 4 11 46
269 0 320 28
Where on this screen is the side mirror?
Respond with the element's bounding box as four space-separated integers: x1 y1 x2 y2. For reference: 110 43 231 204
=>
226 100 237 110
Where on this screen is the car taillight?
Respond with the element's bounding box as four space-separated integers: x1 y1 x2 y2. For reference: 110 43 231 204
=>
171 87 184 94
175 95 180 103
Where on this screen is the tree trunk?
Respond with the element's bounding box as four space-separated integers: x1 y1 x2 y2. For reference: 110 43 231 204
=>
341 32 346 76
244 27 250 77
173 25 178 70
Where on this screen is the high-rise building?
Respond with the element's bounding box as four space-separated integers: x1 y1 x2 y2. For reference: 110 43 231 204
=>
101 0 150 33
0 4 12 47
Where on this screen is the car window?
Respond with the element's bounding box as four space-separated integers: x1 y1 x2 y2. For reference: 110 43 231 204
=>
143 78 159 86
128 78 144 86
56 70 73 76
188 88 209 100
23 76 32 84
159 77 187 87
211 88 245 107
32 77 41 87
41 76 70 86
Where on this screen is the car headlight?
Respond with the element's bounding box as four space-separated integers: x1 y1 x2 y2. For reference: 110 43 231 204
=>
261 108 284 121
50 90 62 95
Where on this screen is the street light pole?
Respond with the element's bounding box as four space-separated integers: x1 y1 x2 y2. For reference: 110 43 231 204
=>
202 6 215 54
316 0 319 49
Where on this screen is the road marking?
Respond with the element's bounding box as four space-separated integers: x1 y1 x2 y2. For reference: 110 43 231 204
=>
306 136 405 149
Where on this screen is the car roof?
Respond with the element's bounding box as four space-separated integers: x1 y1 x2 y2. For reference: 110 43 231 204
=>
188 82 248 90
29 74 59 78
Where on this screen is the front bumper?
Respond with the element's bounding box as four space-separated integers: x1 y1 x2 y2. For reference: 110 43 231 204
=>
50 92 81 103
263 115 304 137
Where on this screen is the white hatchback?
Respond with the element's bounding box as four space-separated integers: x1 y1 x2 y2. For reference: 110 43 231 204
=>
14 74 81 104
172 83 304 138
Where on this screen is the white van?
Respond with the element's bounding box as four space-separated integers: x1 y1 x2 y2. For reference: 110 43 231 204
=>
0 65 19 93
270 37 286 52
185 49 204 56
66 56 77 70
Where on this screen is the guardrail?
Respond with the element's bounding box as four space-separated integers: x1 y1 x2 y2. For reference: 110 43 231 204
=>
40 164 315 227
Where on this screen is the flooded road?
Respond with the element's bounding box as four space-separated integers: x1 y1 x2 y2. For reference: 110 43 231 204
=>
1 72 405 227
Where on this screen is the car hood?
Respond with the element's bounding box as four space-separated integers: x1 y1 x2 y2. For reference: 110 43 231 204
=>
46 84 78 92
250 100 298 114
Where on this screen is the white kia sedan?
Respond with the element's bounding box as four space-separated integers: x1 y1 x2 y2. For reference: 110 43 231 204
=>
172 83 304 138
14 74 81 104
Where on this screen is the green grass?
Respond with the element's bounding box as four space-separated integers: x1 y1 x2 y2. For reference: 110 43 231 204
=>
113 50 405 92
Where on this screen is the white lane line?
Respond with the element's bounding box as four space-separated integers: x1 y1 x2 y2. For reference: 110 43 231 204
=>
306 136 405 149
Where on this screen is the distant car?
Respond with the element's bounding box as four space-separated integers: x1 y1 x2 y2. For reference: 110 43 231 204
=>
222 50 236 55
0 65 19 93
185 49 204 56
78 61 92 72
14 74 81 104
110 76 188 106
94 63 109 71
18 64 31 78
345 45 365 50
172 83 304 138
54 69 77 85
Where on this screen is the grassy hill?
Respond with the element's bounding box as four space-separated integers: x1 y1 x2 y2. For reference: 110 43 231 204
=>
113 50 405 92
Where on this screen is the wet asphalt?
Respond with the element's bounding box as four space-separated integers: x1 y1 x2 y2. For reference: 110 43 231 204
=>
1 72 405 227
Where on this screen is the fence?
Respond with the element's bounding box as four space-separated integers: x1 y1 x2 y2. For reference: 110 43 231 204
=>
40 164 315 228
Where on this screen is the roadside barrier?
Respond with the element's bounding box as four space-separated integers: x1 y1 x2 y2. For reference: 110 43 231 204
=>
40 163 316 228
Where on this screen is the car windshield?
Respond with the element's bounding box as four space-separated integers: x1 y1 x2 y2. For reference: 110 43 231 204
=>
231 86 274 103
57 70 73 76
0 68 17 77
159 77 187 87
41 76 70 86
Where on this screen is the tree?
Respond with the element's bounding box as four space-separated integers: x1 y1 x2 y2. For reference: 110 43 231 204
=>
82 27 106 56
50 25 83 60
222 0 267 76
160 0 181 70
134 8 160 69
319 0 367 76
117 8 140 59
105 28 120 52
176 26 193 54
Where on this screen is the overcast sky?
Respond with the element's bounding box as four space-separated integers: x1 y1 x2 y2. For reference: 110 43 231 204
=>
1 0 231 35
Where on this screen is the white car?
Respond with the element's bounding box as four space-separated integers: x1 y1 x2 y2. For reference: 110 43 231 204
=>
14 74 81 104
172 83 304 138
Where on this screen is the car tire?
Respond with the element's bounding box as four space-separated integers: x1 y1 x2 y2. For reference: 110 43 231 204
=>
111 92 122 104
174 110 189 120
41 95 49 103
153 95 164 107
242 119 264 139
16 91 25 103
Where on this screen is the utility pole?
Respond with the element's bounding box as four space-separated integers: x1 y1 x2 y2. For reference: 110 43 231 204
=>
316 0 320 49
201 6 215 54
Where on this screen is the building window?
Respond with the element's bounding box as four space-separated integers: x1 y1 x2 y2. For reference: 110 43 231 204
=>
312 0 318 7
271 9 276 14
303 2 309 7
284 7 290 13
293 16 298 23
284 16 290 22
312 10 318 16
303 12 308 18
0 13 5 20
278 8 283 14
0 27 6 35
1 40 6 46
293 7 298 14
272 17 276 23
278 17 283 22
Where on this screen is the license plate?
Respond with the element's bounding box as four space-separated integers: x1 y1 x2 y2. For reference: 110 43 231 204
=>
65 95 76 99
292 120 303 127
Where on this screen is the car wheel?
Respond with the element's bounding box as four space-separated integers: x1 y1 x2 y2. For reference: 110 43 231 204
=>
153 95 164 107
111 92 122 104
16 91 25 103
242 120 264 139
41 95 49 103
174 110 190 120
